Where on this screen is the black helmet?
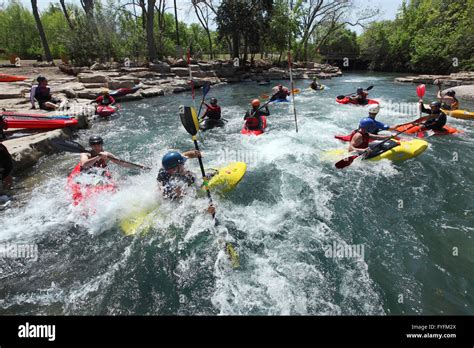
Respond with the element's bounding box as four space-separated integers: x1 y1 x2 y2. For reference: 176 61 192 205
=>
356 87 363 94
37 75 47 83
210 97 217 105
430 101 442 108
446 90 456 97
89 135 103 145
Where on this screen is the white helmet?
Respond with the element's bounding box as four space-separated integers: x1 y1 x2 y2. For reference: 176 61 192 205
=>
368 104 380 114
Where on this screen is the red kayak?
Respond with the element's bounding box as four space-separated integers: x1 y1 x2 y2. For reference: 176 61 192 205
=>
109 85 141 98
96 105 117 117
4 116 78 130
335 133 400 142
0 73 27 82
67 164 116 206
395 123 461 137
1 111 73 119
241 116 267 136
336 96 379 105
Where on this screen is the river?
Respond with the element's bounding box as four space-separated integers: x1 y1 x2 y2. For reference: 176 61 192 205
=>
1 72 473 315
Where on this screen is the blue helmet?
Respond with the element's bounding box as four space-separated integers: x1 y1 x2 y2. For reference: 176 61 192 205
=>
162 151 186 170
359 117 376 130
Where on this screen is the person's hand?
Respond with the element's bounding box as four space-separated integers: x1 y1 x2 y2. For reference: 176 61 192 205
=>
207 204 216 216
185 150 201 158
98 152 110 160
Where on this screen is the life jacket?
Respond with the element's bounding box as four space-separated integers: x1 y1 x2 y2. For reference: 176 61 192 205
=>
350 130 370 149
34 85 51 102
205 105 221 120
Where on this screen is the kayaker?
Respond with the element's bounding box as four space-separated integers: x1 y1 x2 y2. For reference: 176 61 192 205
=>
0 115 7 140
419 100 447 131
437 89 459 111
93 88 116 106
272 84 290 100
310 79 322 91
0 141 13 191
366 104 392 134
30 76 64 111
349 118 391 153
244 99 270 132
80 136 133 170
200 97 223 131
157 151 215 215
349 87 369 105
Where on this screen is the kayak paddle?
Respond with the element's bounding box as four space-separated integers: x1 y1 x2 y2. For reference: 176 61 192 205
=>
51 139 151 170
197 82 211 123
261 88 300 100
335 122 425 169
416 84 426 137
287 50 298 133
178 105 239 268
336 85 374 100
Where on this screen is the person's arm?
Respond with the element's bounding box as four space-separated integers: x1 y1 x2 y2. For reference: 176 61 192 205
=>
374 120 390 131
419 100 430 114
109 96 116 105
30 86 37 109
260 107 270 116
182 150 201 159
349 134 368 152
80 152 106 168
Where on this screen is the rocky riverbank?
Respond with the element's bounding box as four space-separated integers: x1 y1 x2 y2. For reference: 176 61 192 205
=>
0 58 342 173
394 71 474 100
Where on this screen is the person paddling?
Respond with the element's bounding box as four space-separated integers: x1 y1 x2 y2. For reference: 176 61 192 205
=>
349 87 369 105
366 104 392 134
80 136 134 170
200 97 223 131
310 79 322 91
157 151 215 215
93 88 116 107
436 84 459 110
30 76 65 111
244 99 270 132
272 84 290 100
419 100 447 131
349 118 391 153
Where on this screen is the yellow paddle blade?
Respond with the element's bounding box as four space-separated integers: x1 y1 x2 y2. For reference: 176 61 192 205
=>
226 243 240 269
191 107 200 131
260 94 270 100
292 88 300 94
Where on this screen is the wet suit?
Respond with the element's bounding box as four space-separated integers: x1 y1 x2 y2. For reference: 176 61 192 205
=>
200 104 223 131
244 106 270 131
420 104 447 131
30 84 60 110
368 119 390 134
156 168 195 200
273 88 290 100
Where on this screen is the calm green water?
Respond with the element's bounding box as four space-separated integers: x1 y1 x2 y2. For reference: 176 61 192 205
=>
1 72 473 315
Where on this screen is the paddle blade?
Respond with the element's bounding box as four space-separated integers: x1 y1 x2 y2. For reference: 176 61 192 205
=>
335 155 357 169
51 139 88 154
226 243 240 269
261 94 270 100
179 105 199 136
417 84 426 99
292 88 300 94
202 81 211 96
366 85 374 91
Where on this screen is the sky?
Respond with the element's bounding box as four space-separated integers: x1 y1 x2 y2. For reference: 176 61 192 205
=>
17 0 405 34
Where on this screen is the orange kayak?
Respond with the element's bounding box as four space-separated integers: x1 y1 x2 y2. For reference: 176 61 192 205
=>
395 123 460 137
0 73 27 82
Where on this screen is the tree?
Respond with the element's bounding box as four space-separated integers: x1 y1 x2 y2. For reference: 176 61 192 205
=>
192 0 214 59
59 0 74 29
31 0 53 62
146 0 157 61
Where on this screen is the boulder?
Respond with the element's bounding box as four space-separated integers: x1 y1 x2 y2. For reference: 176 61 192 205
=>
171 67 190 77
131 71 157 79
83 83 106 89
442 84 474 100
107 79 136 90
76 89 102 99
0 85 21 99
118 91 143 101
77 73 109 83
149 61 171 73
90 62 108 70
198 62 213 71
141 88 164 98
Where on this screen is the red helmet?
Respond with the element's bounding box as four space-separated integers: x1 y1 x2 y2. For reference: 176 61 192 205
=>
251 99 260 107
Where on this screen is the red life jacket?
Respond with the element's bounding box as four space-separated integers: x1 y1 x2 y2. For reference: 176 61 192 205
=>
350 130 369 148
245 116 260 129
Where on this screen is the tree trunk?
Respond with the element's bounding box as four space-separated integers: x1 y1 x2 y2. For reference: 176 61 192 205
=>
232 32 239 59
59 0 74 29
81 0 94 16
31 0 53 62
206 29 214 60
146 0 157 62
173 0 180 47
139 0 146 32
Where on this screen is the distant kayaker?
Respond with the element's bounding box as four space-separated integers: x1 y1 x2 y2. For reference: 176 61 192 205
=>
272 84 290 100
366 104 392 134
93 88 116 106
0 142 13 191
244 99 270 132
157 151 215 215
80 136 133 170
0 115 7 140
200 97 223 131
349 118 391 153
349 87 369 105
310 79 322 91
437 88 459 111
30 76 64 111
419 100 447 131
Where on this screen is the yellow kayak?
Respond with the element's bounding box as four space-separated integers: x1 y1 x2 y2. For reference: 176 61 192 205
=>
442 109 474 120
324 139 428 163
120 162 247 236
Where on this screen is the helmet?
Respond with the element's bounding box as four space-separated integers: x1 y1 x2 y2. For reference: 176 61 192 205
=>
162 151 187 170
368 104 380 115
356 87 364 94
89 135 103 145
210 97 217 105
446 90 456 97
37 75 47 83
430 101 442 108
101 88 110 95
251 99 260 107
359 117 375 130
